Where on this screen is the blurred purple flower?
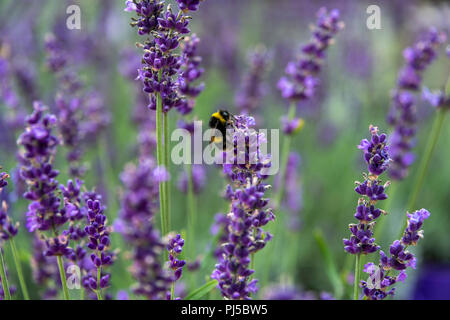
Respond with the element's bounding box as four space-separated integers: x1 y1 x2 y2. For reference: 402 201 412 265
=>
387 28 446 180
117 160 171 299
177 164 205 194
235 46 271 115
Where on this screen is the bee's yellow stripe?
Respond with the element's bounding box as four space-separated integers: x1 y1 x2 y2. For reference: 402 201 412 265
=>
212 112 226 124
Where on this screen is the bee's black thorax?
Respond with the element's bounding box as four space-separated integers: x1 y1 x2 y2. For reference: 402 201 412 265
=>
209 109 234 150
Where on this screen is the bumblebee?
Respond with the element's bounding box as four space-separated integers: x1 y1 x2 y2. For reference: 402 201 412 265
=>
208 109 235 149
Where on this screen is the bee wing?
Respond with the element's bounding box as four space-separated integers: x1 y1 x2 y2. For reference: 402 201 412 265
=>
210 120 221 144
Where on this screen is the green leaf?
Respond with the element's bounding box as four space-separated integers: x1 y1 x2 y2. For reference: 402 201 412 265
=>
314 228 344 299
185 280 218 300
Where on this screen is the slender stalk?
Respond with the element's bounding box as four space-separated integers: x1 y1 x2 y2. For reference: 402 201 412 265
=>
96 264 103 300
406 108 447 212
171 281 175 300
0 248 11 300
353 253 361 300
399 108 447 237
250 229 256 272
56 255 70 300
274 103 296 208
163 112 171 234
155 76 166 236
186 163 196 259
9 239 30 300
98 135 119 219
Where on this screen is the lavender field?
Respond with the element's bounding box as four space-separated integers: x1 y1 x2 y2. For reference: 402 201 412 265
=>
0 0 450 301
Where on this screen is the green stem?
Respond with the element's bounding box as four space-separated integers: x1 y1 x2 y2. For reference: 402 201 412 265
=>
250 229 256 272
96 264 103 300
56 255 70 300
9 239 29 300
163 112 171 234
400 109 447 236
0 248 11 300
353 254 361 300
96 136 119 220
171 281 175 300
186 163 196 259
155 79 166 237
274 104 296 208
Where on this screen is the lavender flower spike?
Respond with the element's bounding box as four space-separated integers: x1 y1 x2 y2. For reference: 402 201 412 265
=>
211 115 274 300
0 173 19 241
167 233 186 300
387 28 446 180
235 47 271 115
278 7 344 103
0 171 9 189
361 209 430 300
344 125 390 255
84 198 113 298
177 34 205 115
17 102 66 232
117 161 172 299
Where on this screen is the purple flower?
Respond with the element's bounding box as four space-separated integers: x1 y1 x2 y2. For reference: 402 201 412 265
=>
361 209 430 300
343 126 390 255
283 152 303 230
17 102 66 232
127 1 204 115
262 285 302 300
235 47 271 114
44 34 67 73
402 208 430 246
277 7 343 103
176 0 202 12
167 234 186 284
0 172 9 189
177 34 205 115
357 125 390 176
210 212 230 259
45 34 109 177
0 198 19 241
354 179 390 202
422 87 448 108
127 0 164 36
117 160 171 299
30 235 58 299
177 164 205 194
211 115 274 300
387 28 446 180
83 197 114 293
43 235 71 257
281 116 305 135
127 2 182 113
